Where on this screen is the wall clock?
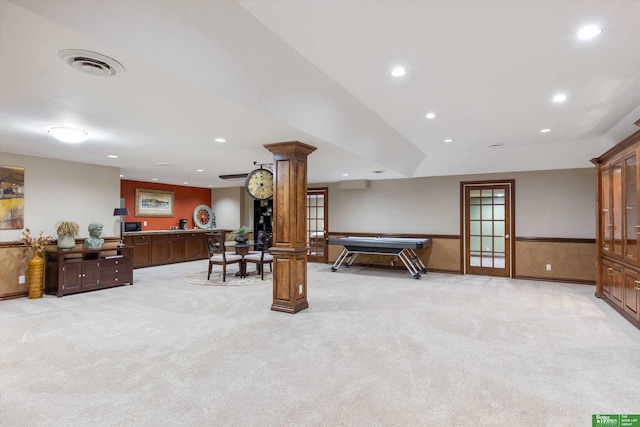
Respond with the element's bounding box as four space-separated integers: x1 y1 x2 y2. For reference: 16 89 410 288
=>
193 204 214 229
245 167 274 200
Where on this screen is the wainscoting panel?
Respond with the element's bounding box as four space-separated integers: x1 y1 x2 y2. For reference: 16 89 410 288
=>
514 238 596 284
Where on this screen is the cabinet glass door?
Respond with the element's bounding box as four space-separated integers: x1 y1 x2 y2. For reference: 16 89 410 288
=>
612 161 623 258
602 167 611 254
624 153 639 265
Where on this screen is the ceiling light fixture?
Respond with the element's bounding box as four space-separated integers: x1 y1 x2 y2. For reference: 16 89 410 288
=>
152 178 159 181
342 173 349 177
488 143 503 148
552 94 567 103
155 162 171 166
196 169 204 172
425 113 436 119
540 129 551 133
577 25 602 40
108 155 118 159
390 66 406 77
444 138 453 143
214 137 226 143
183 182 189 185
48 127 88 143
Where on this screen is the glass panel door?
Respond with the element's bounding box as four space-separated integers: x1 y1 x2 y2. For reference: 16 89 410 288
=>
464 183 512 277
307 188 328 263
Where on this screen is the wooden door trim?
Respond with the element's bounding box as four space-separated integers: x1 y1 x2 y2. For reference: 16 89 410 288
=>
460 180 516 277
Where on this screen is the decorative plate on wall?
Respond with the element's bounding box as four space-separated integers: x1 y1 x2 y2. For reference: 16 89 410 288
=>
193 205 214 229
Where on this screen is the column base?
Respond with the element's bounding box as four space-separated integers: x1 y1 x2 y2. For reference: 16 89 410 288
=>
271 300 309 314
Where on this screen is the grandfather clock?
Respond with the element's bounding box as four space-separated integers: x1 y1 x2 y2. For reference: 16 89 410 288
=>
264 141 317 313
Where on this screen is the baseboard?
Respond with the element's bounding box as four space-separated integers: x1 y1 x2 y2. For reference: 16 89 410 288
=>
598 294 640 330
514 274 595 285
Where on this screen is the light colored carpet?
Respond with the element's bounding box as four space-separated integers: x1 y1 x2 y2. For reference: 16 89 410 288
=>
1 260 638 427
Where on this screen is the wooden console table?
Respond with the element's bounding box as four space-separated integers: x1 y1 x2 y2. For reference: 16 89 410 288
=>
45 245 133 297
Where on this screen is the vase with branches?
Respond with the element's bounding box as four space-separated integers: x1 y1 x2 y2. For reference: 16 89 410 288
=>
20 228 54 299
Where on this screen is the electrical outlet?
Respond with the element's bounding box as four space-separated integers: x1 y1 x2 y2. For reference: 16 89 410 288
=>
143 221 147 226
18 275 26 284
546 264 552 271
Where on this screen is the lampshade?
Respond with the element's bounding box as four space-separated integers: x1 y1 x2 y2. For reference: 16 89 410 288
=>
114 208 130 216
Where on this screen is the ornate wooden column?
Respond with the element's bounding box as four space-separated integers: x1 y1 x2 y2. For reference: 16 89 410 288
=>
264 141 317 313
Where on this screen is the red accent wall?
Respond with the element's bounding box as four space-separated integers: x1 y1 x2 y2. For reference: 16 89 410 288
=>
120 180 211 231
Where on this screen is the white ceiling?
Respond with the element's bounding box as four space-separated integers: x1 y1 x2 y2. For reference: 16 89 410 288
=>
1 0 639 188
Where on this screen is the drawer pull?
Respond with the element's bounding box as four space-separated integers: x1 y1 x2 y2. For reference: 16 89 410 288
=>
607 268 614 276
634 280 640 291
115 269 119 273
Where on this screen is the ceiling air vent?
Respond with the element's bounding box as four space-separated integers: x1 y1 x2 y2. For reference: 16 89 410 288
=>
59 49 125 77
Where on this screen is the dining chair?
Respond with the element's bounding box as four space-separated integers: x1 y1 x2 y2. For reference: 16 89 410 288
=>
207 232 243 281
244 232 273 280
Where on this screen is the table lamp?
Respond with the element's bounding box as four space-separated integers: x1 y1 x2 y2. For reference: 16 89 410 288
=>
113 207 130 247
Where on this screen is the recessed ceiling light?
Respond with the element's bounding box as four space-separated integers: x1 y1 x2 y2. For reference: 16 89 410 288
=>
425 113 436 119
155 162 171 166
48 127 88 143
444 138 453 143
488 143 502 148
540 128 551 133
577 25 602 40
152 178 159 181
342 173 349 177
214 137 226 143
208 185 213 188
552 94 567 103
119 174 124 178
107 155 118 159
183 182 189 185
390 66 406 77
372 170 385 174
196 169 204 172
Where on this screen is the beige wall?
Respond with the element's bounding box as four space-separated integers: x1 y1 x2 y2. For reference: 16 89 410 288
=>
211 187 244 230
323 168 595 238
0 153 121 242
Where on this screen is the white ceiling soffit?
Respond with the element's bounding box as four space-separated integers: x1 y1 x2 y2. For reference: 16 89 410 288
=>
8 0 424 178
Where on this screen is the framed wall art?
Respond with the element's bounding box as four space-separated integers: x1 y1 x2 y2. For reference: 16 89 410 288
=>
0 166 25 230
135 188 174 217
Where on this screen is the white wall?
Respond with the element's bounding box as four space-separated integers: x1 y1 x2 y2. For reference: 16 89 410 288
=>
0 153 121 242
211 187 244 230
324 168 595 238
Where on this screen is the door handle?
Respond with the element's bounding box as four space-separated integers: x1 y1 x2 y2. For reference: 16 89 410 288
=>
504 234 510 239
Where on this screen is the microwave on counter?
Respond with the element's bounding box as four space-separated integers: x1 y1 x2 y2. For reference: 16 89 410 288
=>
124 222 142 232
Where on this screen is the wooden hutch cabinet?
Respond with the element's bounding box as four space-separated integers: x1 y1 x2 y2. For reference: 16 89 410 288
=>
593 128 640 328
45 245 133 297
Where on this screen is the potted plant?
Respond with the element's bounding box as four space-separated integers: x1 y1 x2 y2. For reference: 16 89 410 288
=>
230 226 251 244
56 220 80 249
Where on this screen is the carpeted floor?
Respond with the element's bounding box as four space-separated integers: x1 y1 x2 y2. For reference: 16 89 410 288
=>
1 260 638 427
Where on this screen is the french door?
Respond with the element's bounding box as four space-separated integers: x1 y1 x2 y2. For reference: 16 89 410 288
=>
307 188 328 263
462 181 514 277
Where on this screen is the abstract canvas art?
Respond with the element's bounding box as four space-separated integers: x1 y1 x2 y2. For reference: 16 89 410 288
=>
0 166 25 230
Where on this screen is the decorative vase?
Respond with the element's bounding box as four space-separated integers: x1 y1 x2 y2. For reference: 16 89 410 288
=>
27 250 45 299
57 234 76 249
235 236 248 245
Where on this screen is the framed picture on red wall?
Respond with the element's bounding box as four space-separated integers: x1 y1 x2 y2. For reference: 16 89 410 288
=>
135 188 174 217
